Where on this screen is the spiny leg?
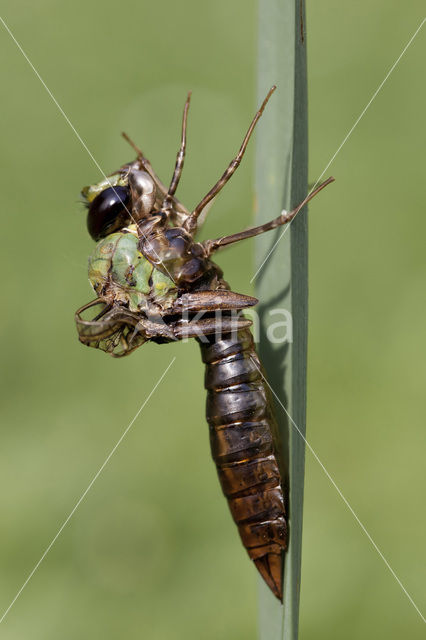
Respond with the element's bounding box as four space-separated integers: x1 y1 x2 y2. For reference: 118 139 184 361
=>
173 315 252 340
183 85 277 235
121 131 190 220
162 92 191 211
121 131 158 181
171 290 258 314
121 131 173 207
202 177 335 256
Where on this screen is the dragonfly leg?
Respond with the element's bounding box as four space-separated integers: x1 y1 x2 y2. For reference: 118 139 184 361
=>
121 132 157 179
173 314 252 340
162 92 191 211
121 131 190 224
202 177 335 256
183 86 276 235
171 290 258 314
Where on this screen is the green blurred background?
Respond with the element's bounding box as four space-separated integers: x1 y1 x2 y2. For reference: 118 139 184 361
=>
0 2 424 638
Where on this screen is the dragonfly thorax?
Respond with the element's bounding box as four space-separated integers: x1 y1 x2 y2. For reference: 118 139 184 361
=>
128 169 156 221
88 221 223 319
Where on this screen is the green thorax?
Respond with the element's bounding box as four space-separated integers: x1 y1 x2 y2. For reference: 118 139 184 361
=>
88 226 177 313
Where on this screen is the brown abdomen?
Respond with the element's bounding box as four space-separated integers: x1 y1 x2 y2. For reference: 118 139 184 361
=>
198 328 287 600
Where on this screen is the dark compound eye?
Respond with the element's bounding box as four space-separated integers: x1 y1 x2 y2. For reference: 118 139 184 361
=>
87 186 131 241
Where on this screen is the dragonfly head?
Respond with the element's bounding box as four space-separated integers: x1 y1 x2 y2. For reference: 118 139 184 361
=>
81 170 132 241
80 163 158 241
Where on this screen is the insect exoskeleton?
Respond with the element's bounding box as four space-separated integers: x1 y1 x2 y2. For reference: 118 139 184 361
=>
75 87 334 598
87 227 178 314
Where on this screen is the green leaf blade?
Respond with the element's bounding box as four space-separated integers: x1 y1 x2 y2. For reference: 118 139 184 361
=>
255 1 308 638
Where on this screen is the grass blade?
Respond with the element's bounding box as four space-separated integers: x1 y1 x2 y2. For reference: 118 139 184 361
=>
255 1 308 638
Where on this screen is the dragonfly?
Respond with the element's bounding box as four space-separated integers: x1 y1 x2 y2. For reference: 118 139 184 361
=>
75 86 333 600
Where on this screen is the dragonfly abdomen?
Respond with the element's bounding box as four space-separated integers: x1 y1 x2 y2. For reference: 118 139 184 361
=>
199 328 287 600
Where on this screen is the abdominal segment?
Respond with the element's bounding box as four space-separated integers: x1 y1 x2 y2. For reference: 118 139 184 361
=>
199 328 287 600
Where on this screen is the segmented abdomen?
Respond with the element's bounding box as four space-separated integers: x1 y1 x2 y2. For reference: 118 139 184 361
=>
198 328 287 600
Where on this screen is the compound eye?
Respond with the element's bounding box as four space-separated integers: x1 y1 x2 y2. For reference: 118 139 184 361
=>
87 186 131 241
